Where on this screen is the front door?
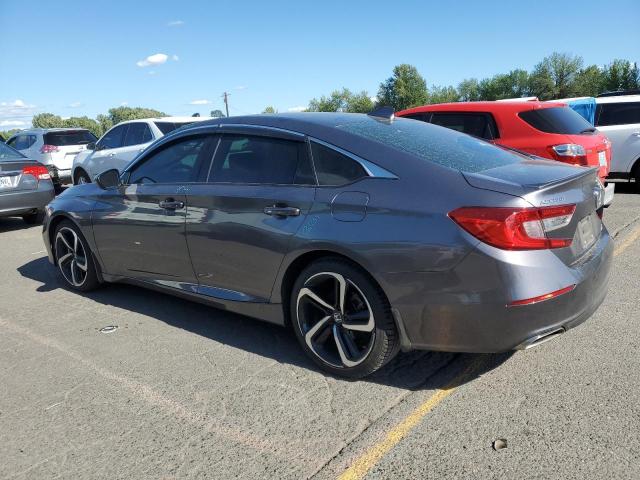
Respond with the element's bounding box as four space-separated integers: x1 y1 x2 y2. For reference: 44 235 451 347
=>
92 134 214 286
186 131 316 302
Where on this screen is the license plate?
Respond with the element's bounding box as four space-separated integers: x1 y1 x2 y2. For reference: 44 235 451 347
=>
598 151 607 167
577 215 597 250
0 176 12 188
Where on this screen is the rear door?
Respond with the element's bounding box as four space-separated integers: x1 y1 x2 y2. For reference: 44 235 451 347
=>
595 101 640 174
185 128 316 302
92 134 214 284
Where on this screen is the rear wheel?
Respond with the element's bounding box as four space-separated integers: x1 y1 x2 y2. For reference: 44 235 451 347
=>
54 220 100 291
290 258 399 378
22 210 45 225
75 170 91 185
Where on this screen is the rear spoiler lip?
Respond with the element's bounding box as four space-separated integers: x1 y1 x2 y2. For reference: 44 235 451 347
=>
521 166 598 190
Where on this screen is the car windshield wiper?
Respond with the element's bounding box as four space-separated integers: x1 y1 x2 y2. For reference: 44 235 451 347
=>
580 127 597 134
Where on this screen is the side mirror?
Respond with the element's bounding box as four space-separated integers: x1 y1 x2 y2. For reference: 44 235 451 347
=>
86 142 96 151
95 169 121 189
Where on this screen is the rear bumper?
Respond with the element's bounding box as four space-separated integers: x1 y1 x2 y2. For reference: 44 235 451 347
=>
0 187 54 218
47 166 72 185
383 229 613 353
604 182 615 207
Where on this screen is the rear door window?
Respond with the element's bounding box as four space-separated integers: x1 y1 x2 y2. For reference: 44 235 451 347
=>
98 125 127 150
519 107 594 134
44 130 96 146
209 134 314 185
310 141 367 185
123 122 153 146
596 102 640 126
430 113 498 140
154 121 195 135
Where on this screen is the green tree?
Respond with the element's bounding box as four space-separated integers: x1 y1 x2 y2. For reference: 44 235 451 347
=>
458 78 481 101
478 70 530 100
210 109 225 118
346 91 374 113
262 106 277 114
307 88 374 113
573 65 605 97
529 52 583 99
601 59 640 92
107 106 165 125
428 85 459 104
377 64 428 110
32 113 65 129
62 116 102 137
96 114 113 137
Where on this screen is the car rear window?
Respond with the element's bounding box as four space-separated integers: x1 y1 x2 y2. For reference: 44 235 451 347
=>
596 102 640 126
154 121 195 135
336 117 520 173
43 130 97 146
518 107 594 134
0 142 27 161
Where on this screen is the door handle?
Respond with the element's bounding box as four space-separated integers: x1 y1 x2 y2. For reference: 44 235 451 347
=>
264 205 300 217
159 198 185 210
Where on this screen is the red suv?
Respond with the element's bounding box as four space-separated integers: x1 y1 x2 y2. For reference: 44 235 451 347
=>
397 101 613 202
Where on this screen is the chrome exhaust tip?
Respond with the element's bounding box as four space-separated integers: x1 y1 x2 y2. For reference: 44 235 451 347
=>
515 327 565 350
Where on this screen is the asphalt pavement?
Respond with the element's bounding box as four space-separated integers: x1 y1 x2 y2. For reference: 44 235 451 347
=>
0 183 638 480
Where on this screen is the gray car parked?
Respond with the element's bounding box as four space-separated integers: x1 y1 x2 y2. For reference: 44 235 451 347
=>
42 113 612 378
0 141 55 224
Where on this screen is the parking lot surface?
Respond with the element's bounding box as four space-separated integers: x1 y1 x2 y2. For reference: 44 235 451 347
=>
1 184 639 480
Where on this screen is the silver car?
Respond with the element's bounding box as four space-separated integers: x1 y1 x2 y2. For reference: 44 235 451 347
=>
6 128 97 189
0 141 54 224
71 117 207 184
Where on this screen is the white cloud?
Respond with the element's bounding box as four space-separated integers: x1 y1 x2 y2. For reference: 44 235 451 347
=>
136 53 168 68
68 101 82 108
189 99 211 105
120 101 128 106
167 20 184 27
287 106 306 112
0 120 26 127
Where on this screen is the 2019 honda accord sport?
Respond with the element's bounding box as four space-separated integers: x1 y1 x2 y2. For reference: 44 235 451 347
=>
42 112 612 378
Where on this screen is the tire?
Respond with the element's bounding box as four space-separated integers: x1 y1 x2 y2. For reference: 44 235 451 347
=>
75 170 91 185
53 220 100 292
290 257 399 378
22 210 45 225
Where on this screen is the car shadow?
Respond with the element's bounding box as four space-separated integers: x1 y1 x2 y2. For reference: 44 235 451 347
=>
0 217 40 233
18 256 513 390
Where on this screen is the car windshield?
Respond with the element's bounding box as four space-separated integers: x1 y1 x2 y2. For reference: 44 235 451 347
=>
336 117 521 173
0 141 27 161
44 130 97 146
519 107 594 134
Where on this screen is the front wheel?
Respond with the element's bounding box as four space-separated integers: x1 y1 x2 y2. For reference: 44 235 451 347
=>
75 170 91 185
22 210 45 225
54 220 100 292
291 258 399 378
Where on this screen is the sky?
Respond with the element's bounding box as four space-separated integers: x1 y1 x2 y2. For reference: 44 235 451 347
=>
1 0 639 129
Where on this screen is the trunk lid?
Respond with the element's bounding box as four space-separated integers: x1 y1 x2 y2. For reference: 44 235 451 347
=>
0 160 42 193
463 159 604 264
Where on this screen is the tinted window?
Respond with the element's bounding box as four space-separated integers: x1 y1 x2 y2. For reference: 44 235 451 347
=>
155 121 195 135
0 142 26 161
430 113 497 140
43 130 96 146
311 142 367 185
209 134 313 185
129 136 208 184
519 107 593 134
336 117 520 173
596 102 640 126
9 135 34 150
123 122 153 146
403 113 429 122
98 125 127 150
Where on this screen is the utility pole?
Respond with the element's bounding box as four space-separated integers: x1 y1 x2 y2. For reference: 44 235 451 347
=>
222 92 230 117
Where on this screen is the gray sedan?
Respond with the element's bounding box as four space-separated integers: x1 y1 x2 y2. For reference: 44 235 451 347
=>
41 113 612 378
0 141 55 224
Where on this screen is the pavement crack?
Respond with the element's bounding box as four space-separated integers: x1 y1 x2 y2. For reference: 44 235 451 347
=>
611 213 640 239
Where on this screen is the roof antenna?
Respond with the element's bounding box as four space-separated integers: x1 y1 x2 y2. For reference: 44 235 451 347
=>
367 106 395 122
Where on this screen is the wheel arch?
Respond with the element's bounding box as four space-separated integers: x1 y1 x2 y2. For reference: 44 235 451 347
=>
631 156 640 181
73 166 89 184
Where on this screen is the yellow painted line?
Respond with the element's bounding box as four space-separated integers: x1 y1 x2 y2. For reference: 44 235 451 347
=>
338 358 484 480
339 222 640 480
614 224 640 257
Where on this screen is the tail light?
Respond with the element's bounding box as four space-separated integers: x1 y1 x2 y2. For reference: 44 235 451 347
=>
22 165 51 181
449 205 576 250
549 144 587 166
40 144 59 154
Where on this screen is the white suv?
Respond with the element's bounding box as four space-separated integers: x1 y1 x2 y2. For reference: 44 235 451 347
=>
595 93 640 183
6 128 97 189
72 116 207 184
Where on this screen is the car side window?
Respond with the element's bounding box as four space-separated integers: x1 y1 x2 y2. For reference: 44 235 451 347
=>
403 113 429 122
98 125 128 150
208 134 314 185
310 141 368 186
430 113 497 140
596 102 640 127
123 122 153 147
6 136 18 148
27 135 37 148
128 136 209 184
